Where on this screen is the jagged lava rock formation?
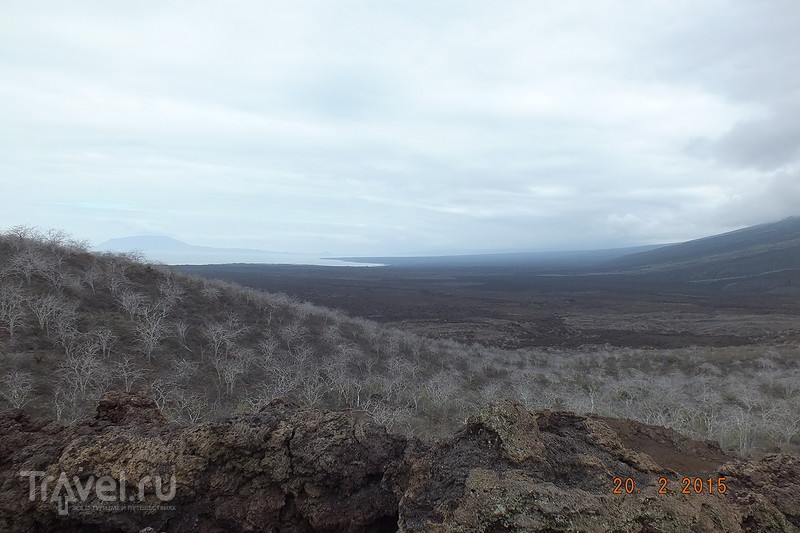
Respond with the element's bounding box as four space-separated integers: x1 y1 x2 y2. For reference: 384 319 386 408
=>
1 392 797 532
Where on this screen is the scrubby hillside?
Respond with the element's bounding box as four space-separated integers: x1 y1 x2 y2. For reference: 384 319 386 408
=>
0 225 798 452
0 226 443 429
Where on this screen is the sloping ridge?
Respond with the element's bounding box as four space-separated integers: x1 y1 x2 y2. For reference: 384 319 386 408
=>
98 236 198 252
598 217 800 281
97 235 278 255
1 392 798 532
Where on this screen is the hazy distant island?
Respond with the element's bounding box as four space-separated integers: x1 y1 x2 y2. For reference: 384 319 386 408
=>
96 235 384 267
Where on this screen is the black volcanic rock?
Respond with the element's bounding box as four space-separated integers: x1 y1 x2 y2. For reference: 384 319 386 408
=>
95 390 168 426
400 402 799 532
1 393 798 532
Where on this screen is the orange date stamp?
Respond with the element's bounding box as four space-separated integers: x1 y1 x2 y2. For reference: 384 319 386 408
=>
612 477 728 495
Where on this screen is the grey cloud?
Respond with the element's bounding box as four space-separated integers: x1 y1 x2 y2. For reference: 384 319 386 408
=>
716 171 800 227
711 106 800 171
648 0 800 103
647 1 800 169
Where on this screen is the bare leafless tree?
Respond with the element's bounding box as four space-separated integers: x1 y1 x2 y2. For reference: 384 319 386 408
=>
778 370 800 397
158 276 185 306
174 320 189 342
0 369 35 408
204 322 231 361
27 293 72 336
37 252 67 290
383 334 401 357
200 281 222 301
91 328 117 358
342 374 368 409
279 320 308 354
8 248 47 284
321 323 343 347
256 334 280 366
322 352 351 403
42 228 70 249
218 358 246 396
80 261 104 294
171 357 200 383
0 282 26 341
263 362 299 401
135 307 169 361
216 347 256 396
6 225 42 250
118 291 148 320
57 347 108 396
400 332 425 360
51 304 81 356
766 401 800 446
105 274 122 294
424 372 459 404
148 378 175 413
297 373 327 407
103 252 131 279
293 301 316 321
203 314 248 361
359 319 383 347
254 295 278 326
172 388 208 423
363 399 411 431
52 385 81 423
376 370 411 405
113 356 148 392
290 343 314 368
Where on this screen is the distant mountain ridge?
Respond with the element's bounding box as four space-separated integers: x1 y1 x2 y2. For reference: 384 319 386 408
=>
94 236 377 266
96 235 277 255
597 217 800 286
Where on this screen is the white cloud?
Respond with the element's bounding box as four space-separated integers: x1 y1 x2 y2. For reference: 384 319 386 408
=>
1 0 798 255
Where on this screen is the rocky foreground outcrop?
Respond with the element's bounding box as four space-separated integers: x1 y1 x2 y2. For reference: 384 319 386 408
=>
1 392 798 532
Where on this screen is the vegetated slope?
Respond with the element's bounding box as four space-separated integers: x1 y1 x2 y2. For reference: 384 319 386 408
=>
598 217 800 287
0 226 441 429
0 225 798 453
1 392 798 532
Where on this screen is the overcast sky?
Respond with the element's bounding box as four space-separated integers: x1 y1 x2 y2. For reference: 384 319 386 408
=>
1 1 799 256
